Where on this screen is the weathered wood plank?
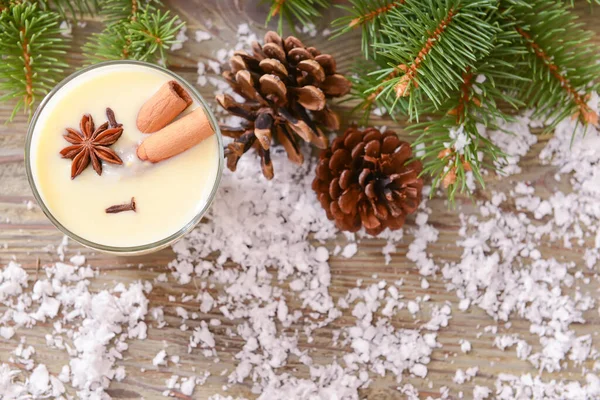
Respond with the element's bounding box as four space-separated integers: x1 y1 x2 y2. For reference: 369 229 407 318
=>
0 1 599 399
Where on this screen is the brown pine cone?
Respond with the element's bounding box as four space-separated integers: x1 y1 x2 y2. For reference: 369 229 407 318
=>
217 31 352 179
312 126 423 236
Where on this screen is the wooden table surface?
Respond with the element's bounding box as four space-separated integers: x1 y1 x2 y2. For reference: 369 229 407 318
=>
1 1 599 399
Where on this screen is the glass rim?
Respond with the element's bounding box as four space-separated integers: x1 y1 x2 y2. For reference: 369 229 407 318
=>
24 60 224 255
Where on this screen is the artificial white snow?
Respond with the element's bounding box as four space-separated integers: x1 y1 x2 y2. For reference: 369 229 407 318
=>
0 258 149 399
459 339 471 354
495 373 600 399
341 243 358 258
195 30 212 42
406 211 439 276
207 60 221 74
422 303 451 331
448 125 471 154
453 366 478 384
0 362 65 399
0 326 14 339
473 385 492 399
171 26 188 51
69 254 86 266
0 364 28 398
197 61 208 87
28 363 50 396
180 376 196 395
411 363 428 378
153 349 168 366
487 115 538 176
296 23 317 37
59 21 72 37
407 301 419 315
381 240 396 265
314 246 329 262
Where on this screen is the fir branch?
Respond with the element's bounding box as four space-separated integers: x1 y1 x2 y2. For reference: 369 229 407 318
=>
448 69 477 124
0 3 68 121
128 6 183 62
83 23 131 62
348 1 403 27
512 0 600 128
348 59 410 121
390 9 456 98
373 0 498 119
347 61 382 121
411 118 503 203
83 3 184 65
332 0 404 59
406 15 527 200
39 0 98 21
516 25 594 123
567 0 600 5
264 0 328 34
99 0 161 26
439 23 528 126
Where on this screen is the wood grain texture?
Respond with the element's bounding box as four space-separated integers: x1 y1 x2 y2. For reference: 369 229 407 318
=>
0 1 599 399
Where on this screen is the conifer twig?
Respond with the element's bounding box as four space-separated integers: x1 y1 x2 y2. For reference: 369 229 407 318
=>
349 0 403 28
100 0 161 25
408 22 528 202
448 69 477 124
511 0 600 129
374 0 497 118
393 8 456 99
332 0 404 58
40 0 99 21
0 3 68 121
264 0 328 34
83 2 184 65
516 26 597 126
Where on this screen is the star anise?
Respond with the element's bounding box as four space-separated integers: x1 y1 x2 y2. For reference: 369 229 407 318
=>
60 108 124 179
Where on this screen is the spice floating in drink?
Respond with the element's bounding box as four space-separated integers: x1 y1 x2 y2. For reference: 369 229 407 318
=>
106 197 136 214
59 110 124 179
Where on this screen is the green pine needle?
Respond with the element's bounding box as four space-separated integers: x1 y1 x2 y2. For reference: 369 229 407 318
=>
410 118 504 204
128 6 184 62
0 3 68 122
332 0 404 59
99 0 161 26
39 0 99 21
346 58 410 122
374 0 499 119
567 0 600 6
512 0 600 129
407 41 526 199
83 3 184 65
264 0 328 34
82 23 131 62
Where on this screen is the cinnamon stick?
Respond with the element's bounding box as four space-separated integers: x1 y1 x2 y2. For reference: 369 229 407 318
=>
137 80 193 133
137 108 214 163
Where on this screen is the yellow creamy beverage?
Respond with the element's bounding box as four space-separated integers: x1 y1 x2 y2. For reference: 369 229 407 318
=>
28 63 220 249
